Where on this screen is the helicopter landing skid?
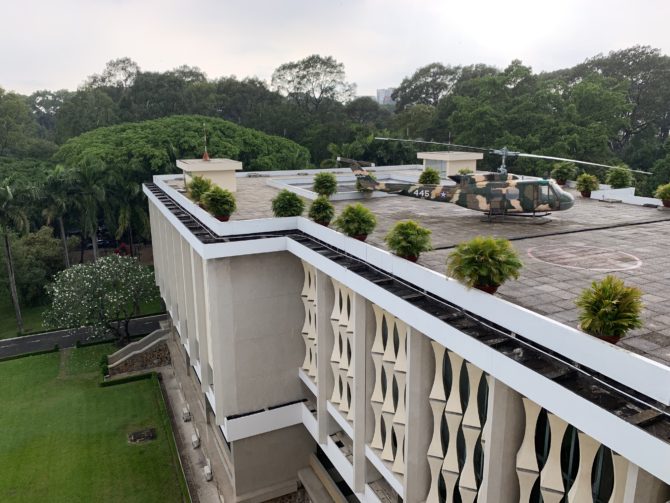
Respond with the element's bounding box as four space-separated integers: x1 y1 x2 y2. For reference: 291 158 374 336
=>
482 212 553 225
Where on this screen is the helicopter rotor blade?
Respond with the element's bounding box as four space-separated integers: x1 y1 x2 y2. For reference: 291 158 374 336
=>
516 153 652 175
375 137 653 175
374 137 490 152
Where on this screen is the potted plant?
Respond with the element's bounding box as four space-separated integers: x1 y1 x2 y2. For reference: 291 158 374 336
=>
575 275 643 344
575 173 600 198
308 196 335 226
384 220 432 262
550 162 577 186
312 172 338 197
187 175 213 203
419 167 441 184
606 166 633 188
446 236 522 294
334 203 377 241
202 186 236 221
271 190 304 217
458 168 474 175
654 183 670 208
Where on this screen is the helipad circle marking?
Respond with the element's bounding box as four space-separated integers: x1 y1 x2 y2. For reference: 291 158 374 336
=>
527 245 642 272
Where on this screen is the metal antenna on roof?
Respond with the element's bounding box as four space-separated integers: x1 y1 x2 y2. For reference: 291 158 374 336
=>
202 122 210 161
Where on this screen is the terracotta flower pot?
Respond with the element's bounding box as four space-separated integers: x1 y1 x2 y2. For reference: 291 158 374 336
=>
215 215 230 222
556 179 567 186
577 324 620 345
353 234 368 242
663 199 670 208
316 220 330 227
597 335 621 345
402 255 419 263
580 190 591 198
475 284 498 294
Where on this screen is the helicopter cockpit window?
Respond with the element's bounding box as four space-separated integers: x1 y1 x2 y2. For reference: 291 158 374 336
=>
538 184 550 204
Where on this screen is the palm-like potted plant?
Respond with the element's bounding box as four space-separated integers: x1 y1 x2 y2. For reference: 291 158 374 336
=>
187 175 213 203
384 220 432 262
606 166 633 188
271 190 304 217
419 167 441 184
202 186 236 221
308 196 335 226
654 183 670 208
312 172 338 197
575 173 600 198
334 203 377 241
550 162 577 185
575 275 643 344
446 236 522 294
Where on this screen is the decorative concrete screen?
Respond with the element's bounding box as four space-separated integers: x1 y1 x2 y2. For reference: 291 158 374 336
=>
301 261 318 382
426 341 488 502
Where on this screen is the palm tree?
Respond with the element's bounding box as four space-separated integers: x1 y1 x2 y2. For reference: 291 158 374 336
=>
72 157 106 261
0 180 30 334
105 173 148 257
43 166 72 268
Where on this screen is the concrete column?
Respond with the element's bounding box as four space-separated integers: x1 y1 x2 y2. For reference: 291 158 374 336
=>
478 378 525 503
623 463 670 502
173 230 189 338
404 329 433 503
316 270 334 444
352 292 367 494
180 237 196 355
191 248 211 392
203 257 236 421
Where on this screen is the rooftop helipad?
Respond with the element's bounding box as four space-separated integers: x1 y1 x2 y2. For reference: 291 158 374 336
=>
168 168 670 365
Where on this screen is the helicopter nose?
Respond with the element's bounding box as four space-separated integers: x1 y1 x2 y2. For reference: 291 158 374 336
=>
559 191 575 210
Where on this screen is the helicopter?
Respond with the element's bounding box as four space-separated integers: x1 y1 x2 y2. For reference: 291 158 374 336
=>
339 138 651 217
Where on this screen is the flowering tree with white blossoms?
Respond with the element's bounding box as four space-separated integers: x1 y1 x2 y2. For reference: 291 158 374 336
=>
44 254 159 344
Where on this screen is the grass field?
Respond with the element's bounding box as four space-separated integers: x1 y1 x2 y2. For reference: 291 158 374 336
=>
0 345 189 502
0 295 165 340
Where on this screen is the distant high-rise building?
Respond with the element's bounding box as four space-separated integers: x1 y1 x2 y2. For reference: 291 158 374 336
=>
376 88 396 105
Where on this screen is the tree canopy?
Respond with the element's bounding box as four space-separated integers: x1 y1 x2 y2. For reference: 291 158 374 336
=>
44 254 159 343
55 114 311 174
271 55 356 112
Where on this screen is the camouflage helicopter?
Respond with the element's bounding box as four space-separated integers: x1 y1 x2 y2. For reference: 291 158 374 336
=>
340 138 651 217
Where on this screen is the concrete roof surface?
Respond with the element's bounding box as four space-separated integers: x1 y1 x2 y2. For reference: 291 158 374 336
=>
175 170 670 366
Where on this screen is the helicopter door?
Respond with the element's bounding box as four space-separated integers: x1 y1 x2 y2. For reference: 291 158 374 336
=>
534 184 557 210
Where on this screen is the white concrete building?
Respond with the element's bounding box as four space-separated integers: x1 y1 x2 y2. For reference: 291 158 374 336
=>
144 170 670 502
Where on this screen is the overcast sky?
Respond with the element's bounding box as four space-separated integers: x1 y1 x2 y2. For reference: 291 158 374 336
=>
2 0 669 96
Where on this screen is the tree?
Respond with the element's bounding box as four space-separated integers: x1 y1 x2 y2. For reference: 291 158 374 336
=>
27 89 71 140
44 254 159 344
71 156 106 260
54 115 311 177
106 173 148 256
271 55 356 111
1 226 72 307
0 180 32 333
392 63 462 111
54 88 119 143
581 46 670 150
344 97 390 127
0 88 35 156
42 166 73 268
86 57 141 90
392 104 437 139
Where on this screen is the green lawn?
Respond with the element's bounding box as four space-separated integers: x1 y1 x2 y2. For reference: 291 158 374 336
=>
0 294 165 340
0 345 189 502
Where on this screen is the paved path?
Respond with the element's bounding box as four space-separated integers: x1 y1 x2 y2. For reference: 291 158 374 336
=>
0 314 167 359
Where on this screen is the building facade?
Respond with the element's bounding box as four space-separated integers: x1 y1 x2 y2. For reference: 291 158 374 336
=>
145 174 670 502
